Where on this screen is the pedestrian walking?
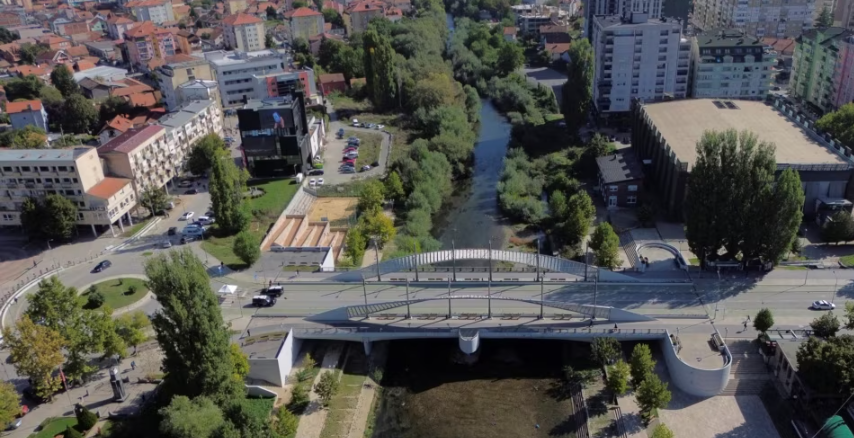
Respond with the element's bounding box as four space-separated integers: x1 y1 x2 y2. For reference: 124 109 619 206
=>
13 298 17 304
32 260 36 268
614 324 618 329
247 330 251 336
131 361 136 371
747 315 751 322
743 321 748 330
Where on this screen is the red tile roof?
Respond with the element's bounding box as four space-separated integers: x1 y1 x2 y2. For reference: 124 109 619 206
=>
6 100 43 114
544 42 570 55
103 115 133 133
66 45 89 57
75 60 96 71
128 93 157 107
124 21 170 38
319 73 344 83
288 6 321 17
761 37 796 56
107 15 134 24
98 125 164 154
126 0 169 7
222 12 263 25
86 177 132 199
503 26 516 35
348 0 382 12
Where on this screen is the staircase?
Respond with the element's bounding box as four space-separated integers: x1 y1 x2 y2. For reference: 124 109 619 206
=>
721 339 771 395
618 231 641 269
721 377 770 395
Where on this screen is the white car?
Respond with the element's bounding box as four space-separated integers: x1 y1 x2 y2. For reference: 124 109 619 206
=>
309 178 317 187
352 119 360 127
811 300 836 310
376 124 384 130
181 211 194 220
317 178 324 185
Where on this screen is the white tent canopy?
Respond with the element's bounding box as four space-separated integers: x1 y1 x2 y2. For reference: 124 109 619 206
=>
218 285 238 295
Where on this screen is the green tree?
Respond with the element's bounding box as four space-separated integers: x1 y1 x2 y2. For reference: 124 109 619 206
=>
754 308 774 333
651 423 675 438
220 398 273 438
408 73 458 111
63 425 83 438
344 226 367 264
358 179 385 213
265 33 274 49
115 311 150 352
817 5 833 27
272 407 299 437
99 96 135 125
587 133 613 158
822 210 854 244
630 343 655 386
359 209 396 247
288 385 310 413
159 396 225 438
4 74 43 100
384 171 405 202
322 8 344 27
817 103 854 147
0 27 17 44
210 149 249 234
363 28 397 109
846 302 854 330
561 38 593 136
19 43 47 65
607 360 630 399
144 249 243 402
315 371 339 407
591 337 621 366
142 187 169 214
232 230 261 267
496 42 524 76
796 334 854 394
0 125 48 149
188 134 227 175
49 64 80 98
561 191 595 247
590 222 620 270
811 312 841 338
230 343 250 382
61 94 98 134
2 316 64 401
0 382 20 430
463 84 481 124
636 373 671 420
636 203 655 227
75 405 98 431
291 36 309 54
266 5 277 19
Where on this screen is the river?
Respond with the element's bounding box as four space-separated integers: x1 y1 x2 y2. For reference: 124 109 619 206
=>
434 14 513 251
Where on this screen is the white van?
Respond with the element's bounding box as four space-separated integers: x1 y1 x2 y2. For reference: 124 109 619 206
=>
182 227 204 237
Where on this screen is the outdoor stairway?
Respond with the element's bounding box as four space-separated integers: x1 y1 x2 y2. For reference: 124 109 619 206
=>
721 377 770 395
619 231 641 269
721 339 770 395
279 217 303 247
286 188 316 216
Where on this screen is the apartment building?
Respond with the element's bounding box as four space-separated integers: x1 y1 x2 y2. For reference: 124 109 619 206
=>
222 13 266 52
125 0 175 24
7 100 48 132
585 0 661 37
157 100 223 170
97 125 174 198
0 147 136 237
178 80 221 106
124 21 177 69
791 27 854 114
225 0 247 14
347 0 385 34
205 49 286 107
253 68 319 104
156 54 217 111
107 15 136 40
285 7 324 41
690 29 777 99
692 0 814 38
592 13 690 115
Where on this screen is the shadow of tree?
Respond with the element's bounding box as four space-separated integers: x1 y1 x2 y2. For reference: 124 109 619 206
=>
713 421 754 438
546 379 572 402
587 390 610 417
549 412 579 437
621 411 645 435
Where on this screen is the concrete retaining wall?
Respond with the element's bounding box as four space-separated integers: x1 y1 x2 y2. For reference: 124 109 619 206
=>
660 335 731 397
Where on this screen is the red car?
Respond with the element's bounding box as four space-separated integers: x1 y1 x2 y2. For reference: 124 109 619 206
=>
343 158 356 164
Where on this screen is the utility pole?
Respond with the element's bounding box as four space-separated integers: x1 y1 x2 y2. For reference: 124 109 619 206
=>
536 238 541 282
374 239 381 281
362 278 369 320
447 278 452 319
584 241 589 281
487 271 492 319
405 279 411 319
451 229 457 282
414 249 419 282
592 274 598 320
488 238 493 283
540 277 544 319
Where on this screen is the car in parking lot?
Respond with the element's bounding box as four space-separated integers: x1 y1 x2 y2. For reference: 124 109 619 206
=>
168 226 178 236
178 180 193 188
341 166 356 174
180 236 198 244
376 124 384 130
811 300 836 310
198 216 214 225
308 169 324 176
361 165 371 172
344 152 359 159
317 178 324 185
181 211 194 220
309 178 317 187
161 240 172 248
92 260 112 273
185 188 199 195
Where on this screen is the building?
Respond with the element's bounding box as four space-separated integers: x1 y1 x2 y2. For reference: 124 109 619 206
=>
254 68 318 103
596 148 643 207
98 115 134 145
53 20 89 36
241 329 301 387
539 24 571 43
318 73 346 96
791 27 854 115
235 92 312 177
592 13 690 116
347 0 384 34
761 37 797 68
125 0 174 24
84 40 121 61
106 15 136 40
157 100 223 172
222 13 266 52
0 147 136 237
543 42 571 61
97 125 175 198
7 100 48 131
39 35 71 51
73 65 128 82
123 21 177 69
285 7 324 41
79 77 113 99
205 49 287 107
175 30 202 54
224 0 247 14
517 9 560 35
308 33 343 56
503 26 517 41
584 0 660 36
155 54 217 111
690 29 777 100
630 98 852 218
691 0 814 38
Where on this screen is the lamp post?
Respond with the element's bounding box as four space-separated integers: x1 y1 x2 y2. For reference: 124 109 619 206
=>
374 238 381 282
451 228 457 282
405 279 411 319
447 278 452 319
539 277 544 319
414 248 420 282
362 278 369 320
536 238 541 282
488 238 493 283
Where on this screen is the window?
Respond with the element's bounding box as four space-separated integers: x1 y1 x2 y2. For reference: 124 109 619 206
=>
20 166 30 172
1 214 13 221
628 185 638 191
627 196 637 204
39 166 49 171
609 186 618 192
58 166 68 171
1 167 10 172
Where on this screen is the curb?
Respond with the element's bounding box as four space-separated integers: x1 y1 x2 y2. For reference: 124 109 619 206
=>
75 274 153 315
111 217 162 252
0 267 63 331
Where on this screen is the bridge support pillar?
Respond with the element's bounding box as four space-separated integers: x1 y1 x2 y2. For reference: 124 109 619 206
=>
363 340 372 356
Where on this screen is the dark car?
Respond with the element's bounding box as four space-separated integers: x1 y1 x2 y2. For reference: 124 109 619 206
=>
92 260 112 273
264 285 284 297
308 169 324 176
168 226 178 236
185 189 199 195
252 295 277 307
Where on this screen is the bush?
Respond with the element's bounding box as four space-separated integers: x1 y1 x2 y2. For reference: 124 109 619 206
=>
232 230 261 267
64 425 83 438
87 291 105 308
295 368 312 382
314 371 339 407
76 405 98 430
288 385 310 414
127 284 138 296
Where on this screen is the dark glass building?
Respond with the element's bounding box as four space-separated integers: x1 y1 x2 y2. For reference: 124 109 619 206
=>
236 91 311 177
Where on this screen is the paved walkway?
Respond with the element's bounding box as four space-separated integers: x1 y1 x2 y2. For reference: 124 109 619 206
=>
616 392 647 438
295 343 345 438
347 342 387 438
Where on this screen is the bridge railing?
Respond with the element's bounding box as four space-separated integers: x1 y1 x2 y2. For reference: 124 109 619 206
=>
290 327 669 335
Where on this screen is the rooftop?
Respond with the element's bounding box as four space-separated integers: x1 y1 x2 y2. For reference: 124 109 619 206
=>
777 338 806 371
696 28 763 47
102 115 133 133
241 330 289 359
98 125 165 154
596 148 643 183
204 49 283 66
318 73 345 83
178 79 218 89
222 12 263 25
73 65 127 82
242 95 300 110
594 14 680 29
272 247 331 265
158 100 214 129
285 6 321 17
0 147 92 162
6 100 43 113
86 177 132 199
641 99 848 169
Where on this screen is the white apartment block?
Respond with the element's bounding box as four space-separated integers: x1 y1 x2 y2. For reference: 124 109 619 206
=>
97 125 175 199
692 0 814 38
0 147 136 237
126 0 175 25
205 49 287 107
592 13 690 114
691 29 778 99
157 100 224 171
585 0 662 36
222 13 266 52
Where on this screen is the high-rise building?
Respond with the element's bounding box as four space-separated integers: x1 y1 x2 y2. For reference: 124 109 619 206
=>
124 21 177 69
692 0 814 38
284 7 324 41
235 92 312 177
205 49 287 107
585 0 662 37
592 13 690 115
690 29 777 99
791 27 854 114
125 0 175 25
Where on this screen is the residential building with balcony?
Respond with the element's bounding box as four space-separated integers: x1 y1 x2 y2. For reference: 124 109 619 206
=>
585 0 661 36
791 27 854 114
285 7 324 41
178 80 221 108
97 125 174 199
107 15 136 40
347 0 386 34
253 68 318 104
225 0 247 14
7 100 48 132
692 0 814 38
125 0 175 24
205 49 287 107
156 54 217 111
157 100 224 172
223 13 266 52
236 91 311 177
690 29 777 100
0 147 136 237
592 13 690 116
124 21 177 70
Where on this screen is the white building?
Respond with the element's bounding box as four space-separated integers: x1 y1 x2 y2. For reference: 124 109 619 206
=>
157 100 224 173
690 29 778 99
125 0 175 25
585 0 662 37
692 0 814 38
222 13 266 52
205 49 287 107
592 13 690 115
178 80 221 107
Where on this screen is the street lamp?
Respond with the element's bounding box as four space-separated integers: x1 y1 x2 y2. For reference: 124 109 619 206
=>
451 227 457 282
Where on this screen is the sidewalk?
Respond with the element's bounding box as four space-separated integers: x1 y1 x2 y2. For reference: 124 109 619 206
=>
295 343 344 438
346 342 387 438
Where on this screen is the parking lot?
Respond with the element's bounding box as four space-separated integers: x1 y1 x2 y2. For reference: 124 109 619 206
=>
318 120 390 185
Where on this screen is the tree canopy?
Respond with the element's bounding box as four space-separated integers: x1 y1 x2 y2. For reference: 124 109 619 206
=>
20 194 78 240
561 39 593 137
50 65 80 98
817 103 854 151
796 335 854 394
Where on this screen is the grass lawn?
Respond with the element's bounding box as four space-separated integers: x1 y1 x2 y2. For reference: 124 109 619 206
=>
122 217 153 238
689 257 700 266
202 178 299 270
329 92 371 112
319 346 368 438
81 278 148 310
31 417 79 438
344 130 382 169
841 254 854 267
348 113 413 164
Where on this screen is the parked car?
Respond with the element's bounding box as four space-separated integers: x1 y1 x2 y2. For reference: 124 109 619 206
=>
180 236 198 244
185 188 199 195
198 216 214 225
344 147 358 153
178 180 193 188
811 300 836 310
168 227 178 236
371 161 380 167
181 211 194 220
308 169 324 176
317 178 324 185
92 260 112 273
376 124 385 130
6 418 21 431
361 165 371 172
309 178 317 187
341 167 356 174
344 153 359 159
161 240 172 248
